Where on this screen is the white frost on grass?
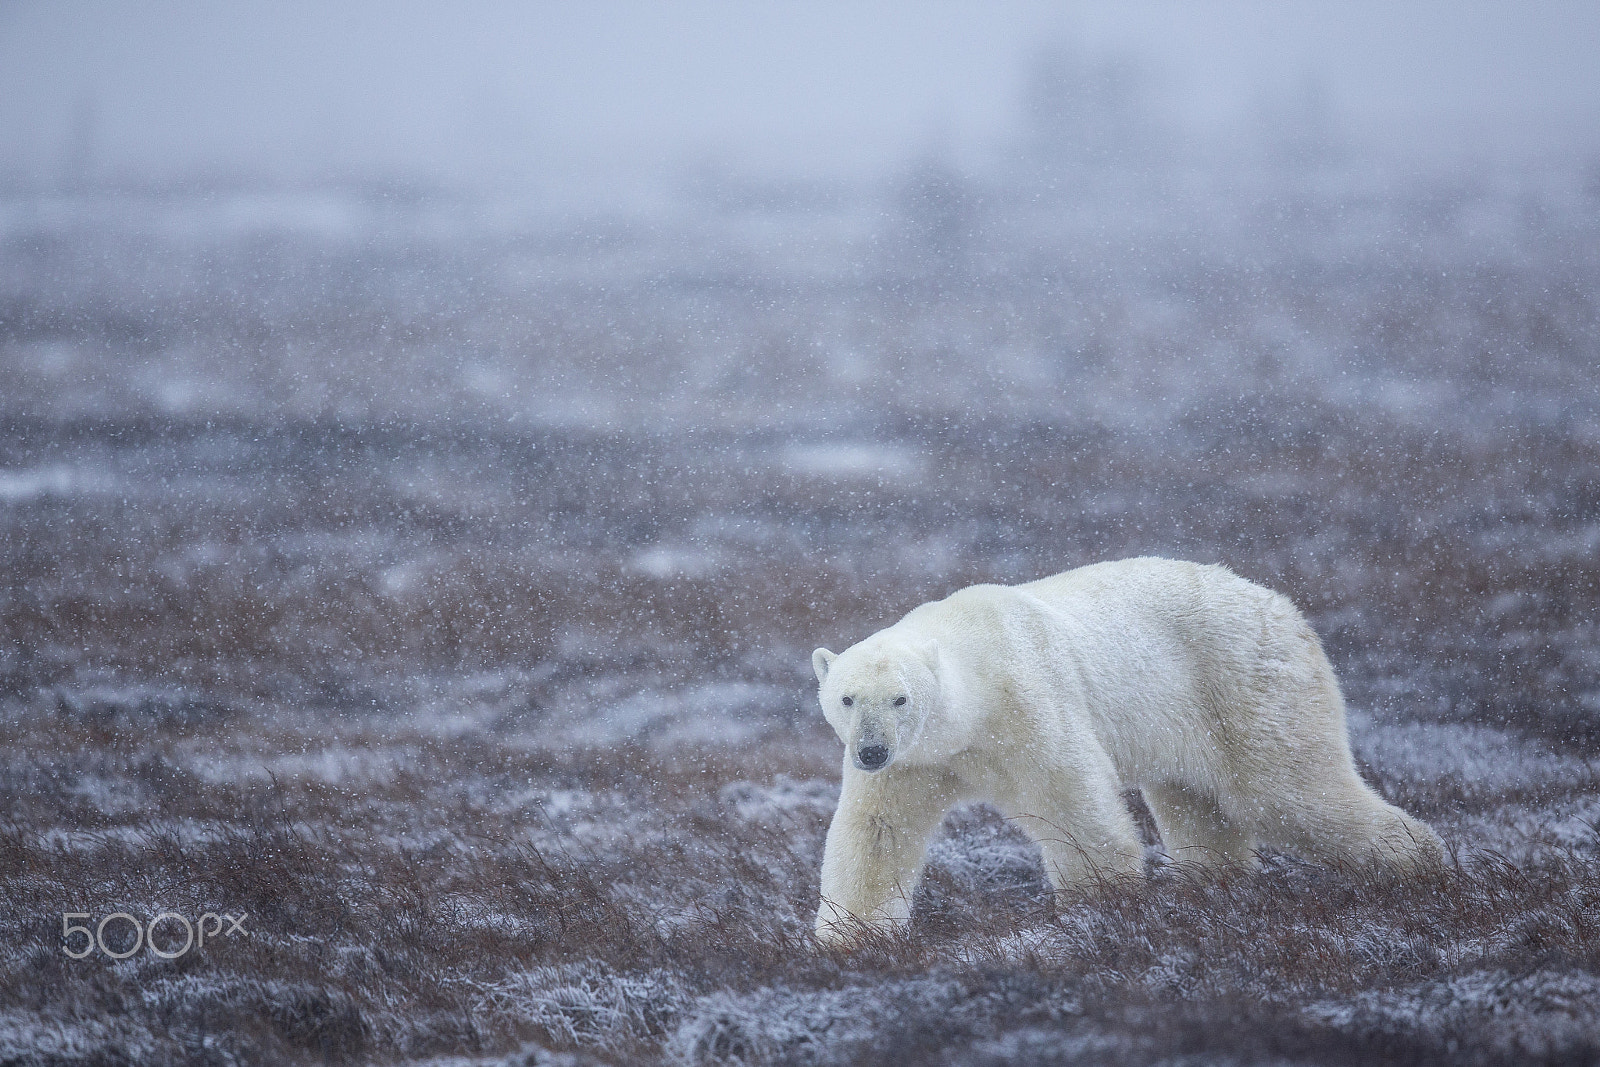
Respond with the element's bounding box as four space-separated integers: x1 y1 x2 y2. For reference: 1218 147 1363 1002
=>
1304 969 1600 1054
408 1050 580 1067
924 805 1048 898
561 680 790 749
782 442 925 483
495 785 605 838
468 963 685 1050
436 896 530 939
982 927 1062 966
630 544 721 579
0 464 111 502
190 744 416 787
267 745 410 786
534 788 591 821
1451 798 1600 861
62 772 146 815
1349 713 1596 798
672 978 973 1066
671 984 889 1066
1547 797 1600 849
967 1028 1129 1064
718 776 837 822
35 817 230 853
0 1010 153 1066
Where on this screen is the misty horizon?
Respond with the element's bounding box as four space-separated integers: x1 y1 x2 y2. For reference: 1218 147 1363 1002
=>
3 1 1598 199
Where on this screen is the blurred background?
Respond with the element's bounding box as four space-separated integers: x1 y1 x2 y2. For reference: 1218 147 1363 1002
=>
0 1 1597 742
5 2 1600 190
3 0 1598 425
4 9 1600 1060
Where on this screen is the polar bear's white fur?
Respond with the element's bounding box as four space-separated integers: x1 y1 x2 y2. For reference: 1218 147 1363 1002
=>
810 557 1443 946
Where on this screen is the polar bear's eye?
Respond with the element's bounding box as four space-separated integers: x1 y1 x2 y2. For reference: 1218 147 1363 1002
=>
894 696 907 706
841 696 853 706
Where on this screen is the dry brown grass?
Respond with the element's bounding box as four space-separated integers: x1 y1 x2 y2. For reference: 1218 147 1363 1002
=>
2 405 1598 1063
4 166 1600 1062
5 711 1600 1065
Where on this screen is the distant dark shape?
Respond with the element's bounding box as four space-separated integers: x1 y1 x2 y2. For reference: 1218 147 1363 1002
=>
1023 42 1156 178
895 153 977 277
60 91 97 193
1257 71 1344 170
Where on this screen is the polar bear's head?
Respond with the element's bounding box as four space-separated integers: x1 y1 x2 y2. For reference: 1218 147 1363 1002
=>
811 636 940 773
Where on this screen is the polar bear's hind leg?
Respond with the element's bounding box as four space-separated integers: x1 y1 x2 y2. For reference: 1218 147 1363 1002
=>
1143 782 1257 870
1249 771 1445 874
999 764 1145 895
1215 594 1445 874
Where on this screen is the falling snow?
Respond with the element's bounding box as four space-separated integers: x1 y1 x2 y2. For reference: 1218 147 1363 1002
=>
4 55 1600 1066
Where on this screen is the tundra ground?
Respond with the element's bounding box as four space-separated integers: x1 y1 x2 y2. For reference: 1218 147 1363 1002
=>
3 166 1599 1063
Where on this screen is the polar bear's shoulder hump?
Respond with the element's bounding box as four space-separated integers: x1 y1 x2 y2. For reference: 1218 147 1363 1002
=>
916 582 1033 622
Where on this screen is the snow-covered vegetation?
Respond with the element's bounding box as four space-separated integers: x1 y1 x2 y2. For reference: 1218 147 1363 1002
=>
2 147 1599 1064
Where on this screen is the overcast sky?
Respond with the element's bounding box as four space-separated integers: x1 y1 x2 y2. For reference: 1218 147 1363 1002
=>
2 1 1597 191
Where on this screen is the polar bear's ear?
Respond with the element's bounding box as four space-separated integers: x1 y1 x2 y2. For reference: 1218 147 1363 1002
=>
919 639 940 671
812 648 837 684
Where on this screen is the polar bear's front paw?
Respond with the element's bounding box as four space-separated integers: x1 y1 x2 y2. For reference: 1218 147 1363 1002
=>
814 902 897 950
813 901 865 949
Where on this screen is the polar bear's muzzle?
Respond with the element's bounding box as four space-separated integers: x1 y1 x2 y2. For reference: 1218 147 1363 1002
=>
855 742 890 771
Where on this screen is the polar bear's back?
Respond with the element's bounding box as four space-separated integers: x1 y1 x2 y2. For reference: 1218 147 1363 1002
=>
1013 557 1349 777
1019 556 1306 659
1021 555 1248 609
1018 556 1328 689
897 557 1345 761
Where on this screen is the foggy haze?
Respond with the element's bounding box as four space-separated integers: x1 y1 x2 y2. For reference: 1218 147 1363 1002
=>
2 1 1598 194
7 3 1600 1064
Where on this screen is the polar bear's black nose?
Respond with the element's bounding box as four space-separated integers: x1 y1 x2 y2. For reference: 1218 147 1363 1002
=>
857 744 889 770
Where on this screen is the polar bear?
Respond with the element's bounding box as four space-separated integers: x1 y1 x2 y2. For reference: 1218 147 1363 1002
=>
810 557 1443 946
